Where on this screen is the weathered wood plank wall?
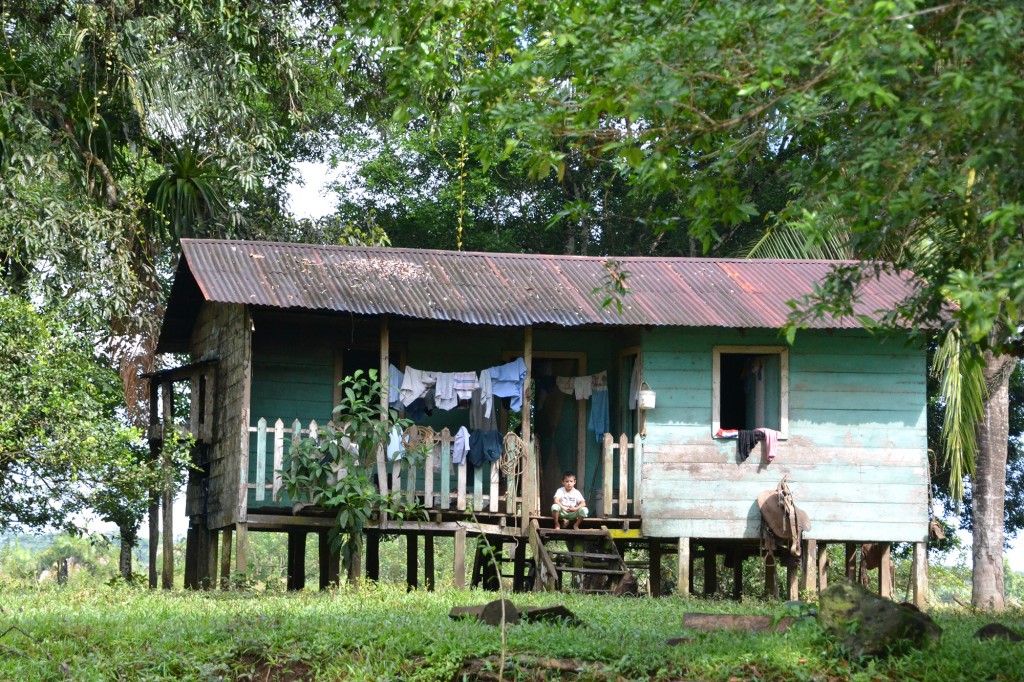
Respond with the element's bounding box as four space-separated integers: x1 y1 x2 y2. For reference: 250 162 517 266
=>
188 302 252 530
640 328 928 542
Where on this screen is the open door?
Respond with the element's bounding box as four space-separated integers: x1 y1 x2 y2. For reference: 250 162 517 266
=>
530 354 587 513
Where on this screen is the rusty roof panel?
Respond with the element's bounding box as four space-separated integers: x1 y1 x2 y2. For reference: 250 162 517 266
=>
169 239 918 335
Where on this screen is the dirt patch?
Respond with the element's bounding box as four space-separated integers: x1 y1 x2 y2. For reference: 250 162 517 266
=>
233 652 315 682
456 655 629 681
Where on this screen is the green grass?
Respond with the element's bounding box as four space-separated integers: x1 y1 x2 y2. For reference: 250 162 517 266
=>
1 584 1022 681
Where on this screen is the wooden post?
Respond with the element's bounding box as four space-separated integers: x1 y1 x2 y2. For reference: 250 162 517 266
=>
348 536 362 584
424 533 435 592
677 537 690 599
454 528 466 589
764 557 778 599
787 563 799 600
366 531 380 582
161 382 174 590
912 541 928 609
520 325 534 531
220 528 232 589
184 524 199 589
319 530 339 589
513 540 527 593
287 531 307 591
878 542 892 598
235 523 249 577
406 534 419 590
650 541 663 597
207 529 219 590
148 378 160 589
844 542 857 580
817 542 829 591
801 539 818 596
732 549 743 601
703 549 717 595
602 434 614 517
377 316 390 496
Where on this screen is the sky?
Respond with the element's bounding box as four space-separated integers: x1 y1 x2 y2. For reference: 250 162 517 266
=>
128 160 1024 574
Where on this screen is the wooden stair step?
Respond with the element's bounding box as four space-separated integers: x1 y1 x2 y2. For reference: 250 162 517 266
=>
555 566 626 575
539 529 610 539
548 550 621 560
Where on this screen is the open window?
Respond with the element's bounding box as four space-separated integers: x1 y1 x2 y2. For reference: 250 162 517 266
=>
712 346 788 437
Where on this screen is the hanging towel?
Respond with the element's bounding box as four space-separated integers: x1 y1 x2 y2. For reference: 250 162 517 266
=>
434 372 458 410
754 427 781 463
478 367 493 419
453 372 479 401
588 388 610 442
400 366 436 406
387 363 404 406
488 358 527 411
738 430 758 461
468 429 503 467
452 426 471 465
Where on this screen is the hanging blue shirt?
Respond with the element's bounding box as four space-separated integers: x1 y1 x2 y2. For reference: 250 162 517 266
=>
588 388 610 442
488 357 527 412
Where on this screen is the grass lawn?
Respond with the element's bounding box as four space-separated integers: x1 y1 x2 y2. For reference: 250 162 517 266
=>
1 584 1022 681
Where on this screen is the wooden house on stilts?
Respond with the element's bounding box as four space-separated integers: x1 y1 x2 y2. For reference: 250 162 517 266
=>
150 239 931 604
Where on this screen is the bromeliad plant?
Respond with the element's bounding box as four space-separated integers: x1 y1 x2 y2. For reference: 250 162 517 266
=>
280 369 425 578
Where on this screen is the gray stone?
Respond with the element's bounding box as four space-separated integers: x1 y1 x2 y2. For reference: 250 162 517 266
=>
975 623 1022 642
819 580 941 657
479 599 519 626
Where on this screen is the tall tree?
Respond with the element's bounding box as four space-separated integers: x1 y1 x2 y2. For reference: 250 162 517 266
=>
335 0 1024 607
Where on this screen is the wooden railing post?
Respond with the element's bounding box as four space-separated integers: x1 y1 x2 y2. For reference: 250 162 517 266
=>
602 433 614 517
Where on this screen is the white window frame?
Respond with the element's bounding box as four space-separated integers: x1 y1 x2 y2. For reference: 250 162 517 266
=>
711 345 789 439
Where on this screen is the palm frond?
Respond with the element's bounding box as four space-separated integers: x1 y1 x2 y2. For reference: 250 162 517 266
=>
932 326 987 502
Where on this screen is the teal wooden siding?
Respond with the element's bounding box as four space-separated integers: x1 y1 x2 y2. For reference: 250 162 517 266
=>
640 328 928 542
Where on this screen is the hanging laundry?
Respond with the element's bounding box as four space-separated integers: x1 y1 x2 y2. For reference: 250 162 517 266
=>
555 374 594 400
452 426 471 465
385 424 405 462
716 428 739 439
478 367 493 419
434 372 458 411
488 358 527 412
387 363 404 406
591 370 607 390
555 376 575 396
453 372 479 401
469 387 497 431
467 429 503 467
588 387 610 442
738 430 758 461
754 427 781 463
399 366 437 407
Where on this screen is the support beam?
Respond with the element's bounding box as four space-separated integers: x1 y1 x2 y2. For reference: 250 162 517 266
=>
817 542 829 591
161 382 174 590
912 541 928 609
650 541 663 597
406 534 419 590
454 528 466 589
801 539 818 596
732 549 743 601
844 542 857 580
878 542 892 598
377 316 390 496
348 536 362 584
677 538 690 599
764 557 778 599
318 530 339 589
513 540 528 593
424 533 435 592
235 523 249 577
365 531 380 582
207 529 219 590
703 549 717 595
287 531 307 591
520 326 534 533
787 563 799 600
220 528 232 589
184 525 199 589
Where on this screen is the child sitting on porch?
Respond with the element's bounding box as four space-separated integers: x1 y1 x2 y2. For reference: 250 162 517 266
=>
552 472 589 529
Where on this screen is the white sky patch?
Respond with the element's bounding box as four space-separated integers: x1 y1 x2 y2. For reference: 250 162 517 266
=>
285 161 342 219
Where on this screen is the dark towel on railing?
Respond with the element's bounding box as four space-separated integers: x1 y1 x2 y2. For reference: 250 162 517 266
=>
738 430 758 461
467 429 503 467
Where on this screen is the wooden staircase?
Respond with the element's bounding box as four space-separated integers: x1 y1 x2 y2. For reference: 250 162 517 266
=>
528 520 628 593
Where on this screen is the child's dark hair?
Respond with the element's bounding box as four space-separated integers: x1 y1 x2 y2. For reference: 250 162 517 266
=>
562 471 577 479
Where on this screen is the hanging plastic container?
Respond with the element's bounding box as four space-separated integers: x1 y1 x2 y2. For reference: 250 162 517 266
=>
637 381 656 410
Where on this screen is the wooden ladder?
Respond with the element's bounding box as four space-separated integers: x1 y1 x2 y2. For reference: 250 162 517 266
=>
528 520 628 593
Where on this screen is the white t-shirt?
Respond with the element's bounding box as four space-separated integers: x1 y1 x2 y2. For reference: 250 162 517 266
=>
554 486 585 508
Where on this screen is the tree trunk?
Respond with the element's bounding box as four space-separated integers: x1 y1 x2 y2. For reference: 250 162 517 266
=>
971 352 1018 611
119 524 138 582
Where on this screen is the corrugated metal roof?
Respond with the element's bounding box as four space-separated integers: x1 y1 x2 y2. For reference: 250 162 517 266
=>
162 239 918 346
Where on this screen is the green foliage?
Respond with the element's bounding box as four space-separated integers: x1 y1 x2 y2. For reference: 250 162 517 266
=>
280 370 424 571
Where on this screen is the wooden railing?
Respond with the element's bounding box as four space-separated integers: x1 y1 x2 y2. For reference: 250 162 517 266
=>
601 433 643 518
246 420 524 515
